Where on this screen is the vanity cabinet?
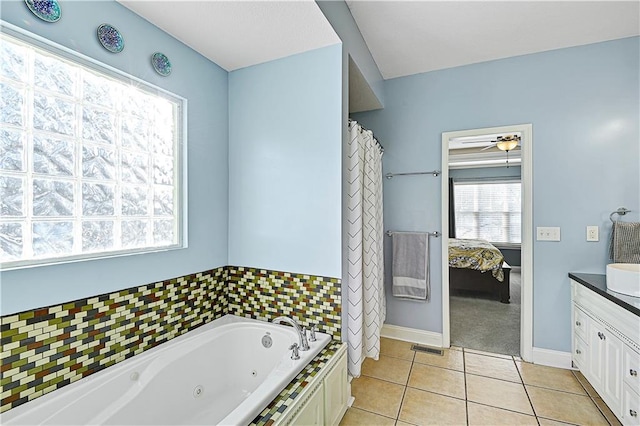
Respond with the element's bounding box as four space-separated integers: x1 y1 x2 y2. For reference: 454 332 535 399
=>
571 280 640 426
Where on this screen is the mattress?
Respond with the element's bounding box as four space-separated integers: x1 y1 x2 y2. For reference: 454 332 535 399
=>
448 238 505 282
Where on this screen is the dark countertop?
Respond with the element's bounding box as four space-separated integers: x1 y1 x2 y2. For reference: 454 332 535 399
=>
569 273 640 317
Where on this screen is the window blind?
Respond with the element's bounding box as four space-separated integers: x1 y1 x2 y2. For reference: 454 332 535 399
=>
453 180 521 244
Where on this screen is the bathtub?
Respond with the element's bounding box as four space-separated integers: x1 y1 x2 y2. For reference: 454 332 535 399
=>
1 315 331 426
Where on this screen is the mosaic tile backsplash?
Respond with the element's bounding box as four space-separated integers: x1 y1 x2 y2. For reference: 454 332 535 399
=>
0 266 341 413
227 266 342 340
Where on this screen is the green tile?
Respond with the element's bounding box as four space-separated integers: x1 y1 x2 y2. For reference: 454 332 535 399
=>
10 345 28 356
12 384 28 394
18 312 34 321
48 318 63 326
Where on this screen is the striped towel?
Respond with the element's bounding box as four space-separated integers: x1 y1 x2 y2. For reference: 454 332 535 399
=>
609 221 640 263
392 232 430 301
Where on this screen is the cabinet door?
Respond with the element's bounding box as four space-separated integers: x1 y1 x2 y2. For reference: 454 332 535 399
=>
290 384 324 426
588 321 606 391
602 327 624 415
324 353 348 426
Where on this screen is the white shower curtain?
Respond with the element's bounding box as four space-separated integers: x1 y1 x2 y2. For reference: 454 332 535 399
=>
347 120 385 377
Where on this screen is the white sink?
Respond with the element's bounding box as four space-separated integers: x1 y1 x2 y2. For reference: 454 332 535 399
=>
606 263 640 297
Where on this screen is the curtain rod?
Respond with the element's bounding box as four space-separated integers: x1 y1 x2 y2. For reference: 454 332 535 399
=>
349 119 384 153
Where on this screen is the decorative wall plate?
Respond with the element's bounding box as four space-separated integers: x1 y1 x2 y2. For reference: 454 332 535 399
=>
151 52 172 77
24 0 61 23
97 24 124 53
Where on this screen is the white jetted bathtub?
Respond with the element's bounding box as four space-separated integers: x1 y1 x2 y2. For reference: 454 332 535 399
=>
2 315 331 425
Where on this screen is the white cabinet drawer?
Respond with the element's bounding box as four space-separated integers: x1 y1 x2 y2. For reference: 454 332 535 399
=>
621 383 640 426
624 345 640 394
574 306 589 341
574 335 588 370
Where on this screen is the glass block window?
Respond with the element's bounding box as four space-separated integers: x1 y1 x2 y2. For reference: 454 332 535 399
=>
0 30 184 269
453 180 521 244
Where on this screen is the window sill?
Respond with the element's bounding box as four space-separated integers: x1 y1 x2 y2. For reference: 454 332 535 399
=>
0 244 185 272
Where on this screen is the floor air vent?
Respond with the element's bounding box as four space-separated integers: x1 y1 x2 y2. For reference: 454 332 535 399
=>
411 345 444 356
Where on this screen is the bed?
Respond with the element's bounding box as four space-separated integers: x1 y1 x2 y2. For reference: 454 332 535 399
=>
448 238 511 303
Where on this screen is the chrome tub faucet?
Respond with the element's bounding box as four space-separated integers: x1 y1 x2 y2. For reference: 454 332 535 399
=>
273 316 310 351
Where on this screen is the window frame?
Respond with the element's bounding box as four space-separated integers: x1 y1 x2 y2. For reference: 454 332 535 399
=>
452 177 522 247
0 22 188 271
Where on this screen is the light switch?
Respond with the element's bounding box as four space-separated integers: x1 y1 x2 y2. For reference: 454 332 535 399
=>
537 227 561 241
587 226 599 242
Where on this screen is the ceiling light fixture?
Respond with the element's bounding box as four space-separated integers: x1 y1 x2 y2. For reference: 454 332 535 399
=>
495 135 520 168
496 139 518 151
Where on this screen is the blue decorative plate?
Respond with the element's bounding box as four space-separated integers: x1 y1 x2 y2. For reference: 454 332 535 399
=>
97 24 124 53
24 0 61 23
151 52 172 77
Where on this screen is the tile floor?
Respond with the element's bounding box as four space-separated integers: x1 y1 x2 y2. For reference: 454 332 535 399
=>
340 337 621 426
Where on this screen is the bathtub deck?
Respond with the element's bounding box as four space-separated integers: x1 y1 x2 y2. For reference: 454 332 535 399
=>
251 340 342 425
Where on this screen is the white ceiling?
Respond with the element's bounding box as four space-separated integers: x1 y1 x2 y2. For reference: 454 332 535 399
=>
117 0 340 71
346 1 640 79
118 1 639 82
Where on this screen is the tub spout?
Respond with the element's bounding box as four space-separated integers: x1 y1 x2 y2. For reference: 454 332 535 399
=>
272 316 310 351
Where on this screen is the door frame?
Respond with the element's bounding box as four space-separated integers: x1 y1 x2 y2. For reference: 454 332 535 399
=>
441 124 533 362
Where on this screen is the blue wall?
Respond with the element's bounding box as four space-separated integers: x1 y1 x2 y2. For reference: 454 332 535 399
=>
354 37 640 352
316 0 384 108
228 45 343 278
0 1 229 314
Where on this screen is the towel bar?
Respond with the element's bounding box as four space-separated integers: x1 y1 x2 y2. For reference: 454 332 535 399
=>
385 170 441 179
610 207 632 223
386 230 440 238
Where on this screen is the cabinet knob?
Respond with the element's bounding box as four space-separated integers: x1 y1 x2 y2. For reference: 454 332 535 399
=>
630 409 637 417
597 332 605 340
575 321 581 326
631 369 638 377
576 349 581 355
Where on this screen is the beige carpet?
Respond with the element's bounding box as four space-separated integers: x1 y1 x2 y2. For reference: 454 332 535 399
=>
450 270 521 356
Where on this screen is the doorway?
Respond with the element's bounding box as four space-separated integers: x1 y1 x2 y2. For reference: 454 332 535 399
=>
441 124 533 362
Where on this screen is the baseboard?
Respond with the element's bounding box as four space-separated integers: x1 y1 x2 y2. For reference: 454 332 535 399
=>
532 347 573 369
381 323 443 347
346 396 355 407
346 375 354 407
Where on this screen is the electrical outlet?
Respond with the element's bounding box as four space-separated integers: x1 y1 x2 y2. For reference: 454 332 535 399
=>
537 226 561 241
587 226 599 242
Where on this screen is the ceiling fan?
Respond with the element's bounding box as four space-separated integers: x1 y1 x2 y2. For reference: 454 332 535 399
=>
456 134 521 151
479 135 521 152
458 134 521 168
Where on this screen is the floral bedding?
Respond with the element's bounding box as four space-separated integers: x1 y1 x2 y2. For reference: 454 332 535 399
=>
448 238 505 282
